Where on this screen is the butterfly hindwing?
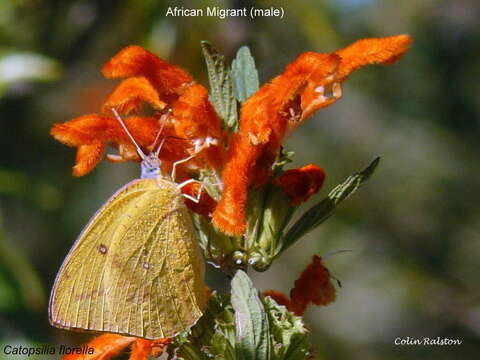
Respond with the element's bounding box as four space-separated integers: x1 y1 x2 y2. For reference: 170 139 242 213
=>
49 178 206 339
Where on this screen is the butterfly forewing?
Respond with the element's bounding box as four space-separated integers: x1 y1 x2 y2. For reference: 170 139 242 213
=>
49 178 206 339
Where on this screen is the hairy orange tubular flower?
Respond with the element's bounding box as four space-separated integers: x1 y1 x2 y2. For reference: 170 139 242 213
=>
275 164 326 206
62 334 171 360
103 45 225 171
52 45 225 181
51 115 171 176
264 255 336 316
101 77 167 115
289 255 336 316
62 334 135 360
213 34 412 235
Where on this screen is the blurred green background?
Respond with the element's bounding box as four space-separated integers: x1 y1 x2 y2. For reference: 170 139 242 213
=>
1 0 479 359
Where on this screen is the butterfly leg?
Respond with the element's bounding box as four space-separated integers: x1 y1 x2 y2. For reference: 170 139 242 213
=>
177 179 204 203
171 154 196 182
171 137 217 181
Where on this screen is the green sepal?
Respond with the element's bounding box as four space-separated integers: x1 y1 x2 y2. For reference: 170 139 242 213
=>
231 270 271 360
192 213 244 274
246 184 296 272
201 41 238 131
280 157 380 251
231 46 260 103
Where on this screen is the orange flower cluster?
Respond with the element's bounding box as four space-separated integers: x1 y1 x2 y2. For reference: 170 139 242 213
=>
212 35 412 235
63 334 171 360
264 255 336 316
52 36 411 225
51 45 224 181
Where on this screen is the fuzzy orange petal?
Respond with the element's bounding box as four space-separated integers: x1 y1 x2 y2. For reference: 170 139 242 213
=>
171 84 225 171
289 255 336 316
51 114 109 147
62 334 136 360
150 339 172 357
129 339 151 360
212 134 259 235
102 45 193 103
335 34 412 80
73 141 105 176
275 164 326 206
102 77 166 115
102 45 163 79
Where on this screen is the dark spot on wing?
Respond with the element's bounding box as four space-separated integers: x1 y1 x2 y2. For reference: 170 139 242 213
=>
99 244 108 254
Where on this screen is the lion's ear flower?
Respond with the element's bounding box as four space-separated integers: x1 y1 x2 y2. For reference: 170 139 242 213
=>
264 255 336 316
275 164 326 206
101 77 167 115
52 45 225 178
62 334 135 360
62 334 171 360
335 34 412 81
102 45 193 103
51 115 162 176
289 255 336 315
213 34 412 236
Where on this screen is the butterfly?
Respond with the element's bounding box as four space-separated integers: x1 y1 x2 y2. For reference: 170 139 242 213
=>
49 109 207 339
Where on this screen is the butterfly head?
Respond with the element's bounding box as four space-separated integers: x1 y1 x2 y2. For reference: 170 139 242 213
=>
141 153 162 179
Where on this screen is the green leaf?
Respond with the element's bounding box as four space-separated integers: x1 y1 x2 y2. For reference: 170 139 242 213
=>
231 270 271 360
231 46 259 103
170 292 312 360
281 157 380 251
171 293 236 360
262 296 311 360
201 41 238 131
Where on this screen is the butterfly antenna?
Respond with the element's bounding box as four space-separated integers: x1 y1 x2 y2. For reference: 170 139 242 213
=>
111 108 146 160
152 113 168 157
323 249 353 260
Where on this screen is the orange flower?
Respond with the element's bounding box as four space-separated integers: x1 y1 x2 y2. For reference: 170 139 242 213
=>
62 334 134 360
264 255 336 316
275 164 326 206
51 45 224 178
62 334 171 360
213 34 412 235
289 255 336 316
181 181 217 217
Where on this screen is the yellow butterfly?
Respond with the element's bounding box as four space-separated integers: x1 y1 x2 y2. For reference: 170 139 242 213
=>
49 109 207 339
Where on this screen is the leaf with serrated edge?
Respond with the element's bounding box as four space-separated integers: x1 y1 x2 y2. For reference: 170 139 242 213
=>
231 270 271 360
263 296 311 360
280 157 380 251
201 41 238 131
231 46 259 103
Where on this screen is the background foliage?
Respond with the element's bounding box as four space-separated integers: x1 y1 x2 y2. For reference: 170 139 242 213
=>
0 0 479 359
